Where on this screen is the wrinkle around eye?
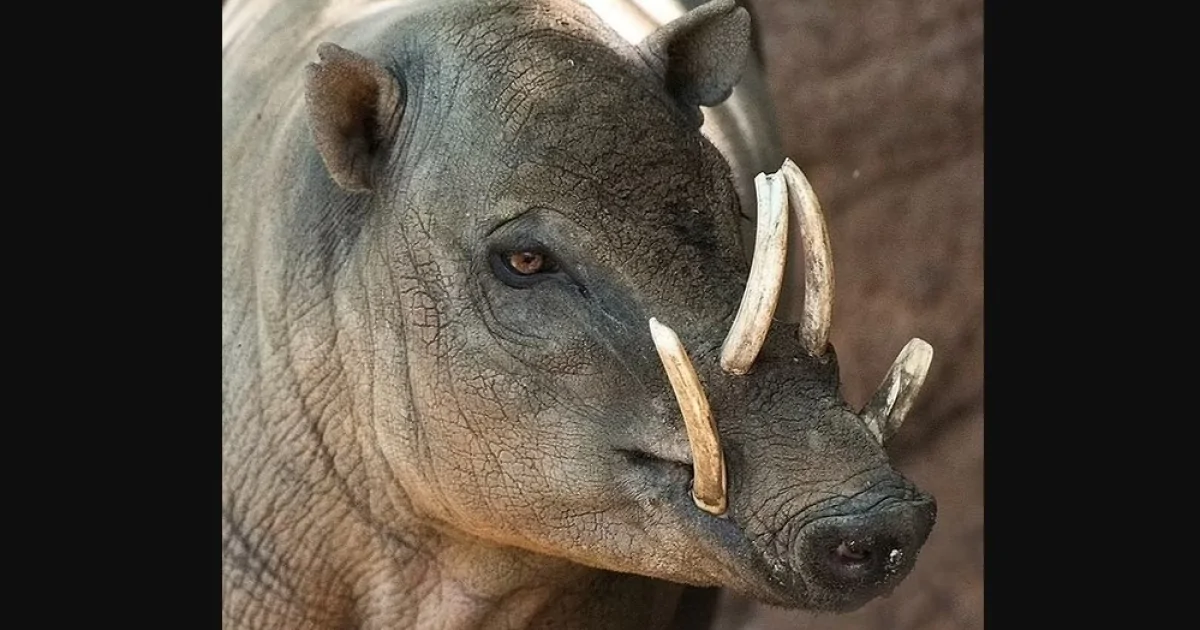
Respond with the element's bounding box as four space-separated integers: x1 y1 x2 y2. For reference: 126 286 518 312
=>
468 275 569 378
470 274 613 380
471 277 551 342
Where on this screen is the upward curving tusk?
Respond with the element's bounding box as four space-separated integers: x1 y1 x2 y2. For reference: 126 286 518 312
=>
649 318 728 516
780 159 834 357
861 338 934 444
720 170 789 375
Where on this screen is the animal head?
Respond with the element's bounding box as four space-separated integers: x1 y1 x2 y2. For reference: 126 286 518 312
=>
292 0 934 612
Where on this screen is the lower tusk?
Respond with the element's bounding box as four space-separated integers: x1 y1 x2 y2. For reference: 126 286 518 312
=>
649 318 728 516
720 170 789 375
780 159 834 357
861 338 934 444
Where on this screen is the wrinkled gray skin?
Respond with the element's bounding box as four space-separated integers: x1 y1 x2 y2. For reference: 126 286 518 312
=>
222 0 935 628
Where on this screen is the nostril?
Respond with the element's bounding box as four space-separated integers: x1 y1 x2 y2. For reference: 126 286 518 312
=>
812 530 910 586
796 495 935 608
832 540 870 566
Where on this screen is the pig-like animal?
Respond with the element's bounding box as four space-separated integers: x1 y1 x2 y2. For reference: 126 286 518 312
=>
222 0 937 628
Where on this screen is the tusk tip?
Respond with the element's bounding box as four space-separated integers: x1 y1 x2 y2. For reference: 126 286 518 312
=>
899 337 934 375
718 357 750 376
861 337 935 445
692 492 728 517
648 316 670 339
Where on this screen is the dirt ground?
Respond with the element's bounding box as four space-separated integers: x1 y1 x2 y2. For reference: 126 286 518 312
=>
712 0 983 628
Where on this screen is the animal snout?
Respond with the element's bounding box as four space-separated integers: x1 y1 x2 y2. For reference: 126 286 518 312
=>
797 493 936 599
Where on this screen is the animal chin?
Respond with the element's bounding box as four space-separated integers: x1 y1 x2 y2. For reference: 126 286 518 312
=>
609 443 799 604
629 462 809 607
711 486 937 611
615 424 938 611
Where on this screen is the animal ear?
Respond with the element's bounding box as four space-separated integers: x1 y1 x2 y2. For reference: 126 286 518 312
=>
636 0 751 119
304 43 405 192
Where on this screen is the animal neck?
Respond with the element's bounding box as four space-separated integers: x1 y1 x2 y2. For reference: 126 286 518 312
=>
224 453 686 629
223 346 685 630
373 531 688 630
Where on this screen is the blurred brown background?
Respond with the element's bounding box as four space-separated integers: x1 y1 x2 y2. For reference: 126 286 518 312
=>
713 0 983 628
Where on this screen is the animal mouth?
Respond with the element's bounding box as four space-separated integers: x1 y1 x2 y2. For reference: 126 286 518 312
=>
617 448 691 472
618 437 934 610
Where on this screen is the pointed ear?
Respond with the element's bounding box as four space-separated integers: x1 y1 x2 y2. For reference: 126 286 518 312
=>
304 43 405 192
636 0 750 121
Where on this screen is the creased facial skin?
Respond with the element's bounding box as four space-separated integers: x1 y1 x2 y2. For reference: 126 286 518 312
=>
372 11 756 576
223 0 935 627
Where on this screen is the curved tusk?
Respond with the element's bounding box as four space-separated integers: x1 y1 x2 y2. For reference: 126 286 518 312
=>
649 318 728 516
720 170 789 375
780 159 834 357
861 338 934 444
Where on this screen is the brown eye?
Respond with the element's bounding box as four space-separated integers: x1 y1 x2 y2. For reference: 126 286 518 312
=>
509 251 546 275
490 247 562 288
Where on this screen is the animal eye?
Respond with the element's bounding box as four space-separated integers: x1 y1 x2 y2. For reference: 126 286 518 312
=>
508 251 549 275
491 247 562 288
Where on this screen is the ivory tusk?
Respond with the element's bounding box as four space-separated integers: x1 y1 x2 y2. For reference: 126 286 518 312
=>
649 318 728 516
720 170 789 375
780 159 834 357
861 338 934 444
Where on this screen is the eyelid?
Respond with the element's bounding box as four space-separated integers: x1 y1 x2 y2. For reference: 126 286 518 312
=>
497 243 551 264
482 212 582 288
483 206 538 238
